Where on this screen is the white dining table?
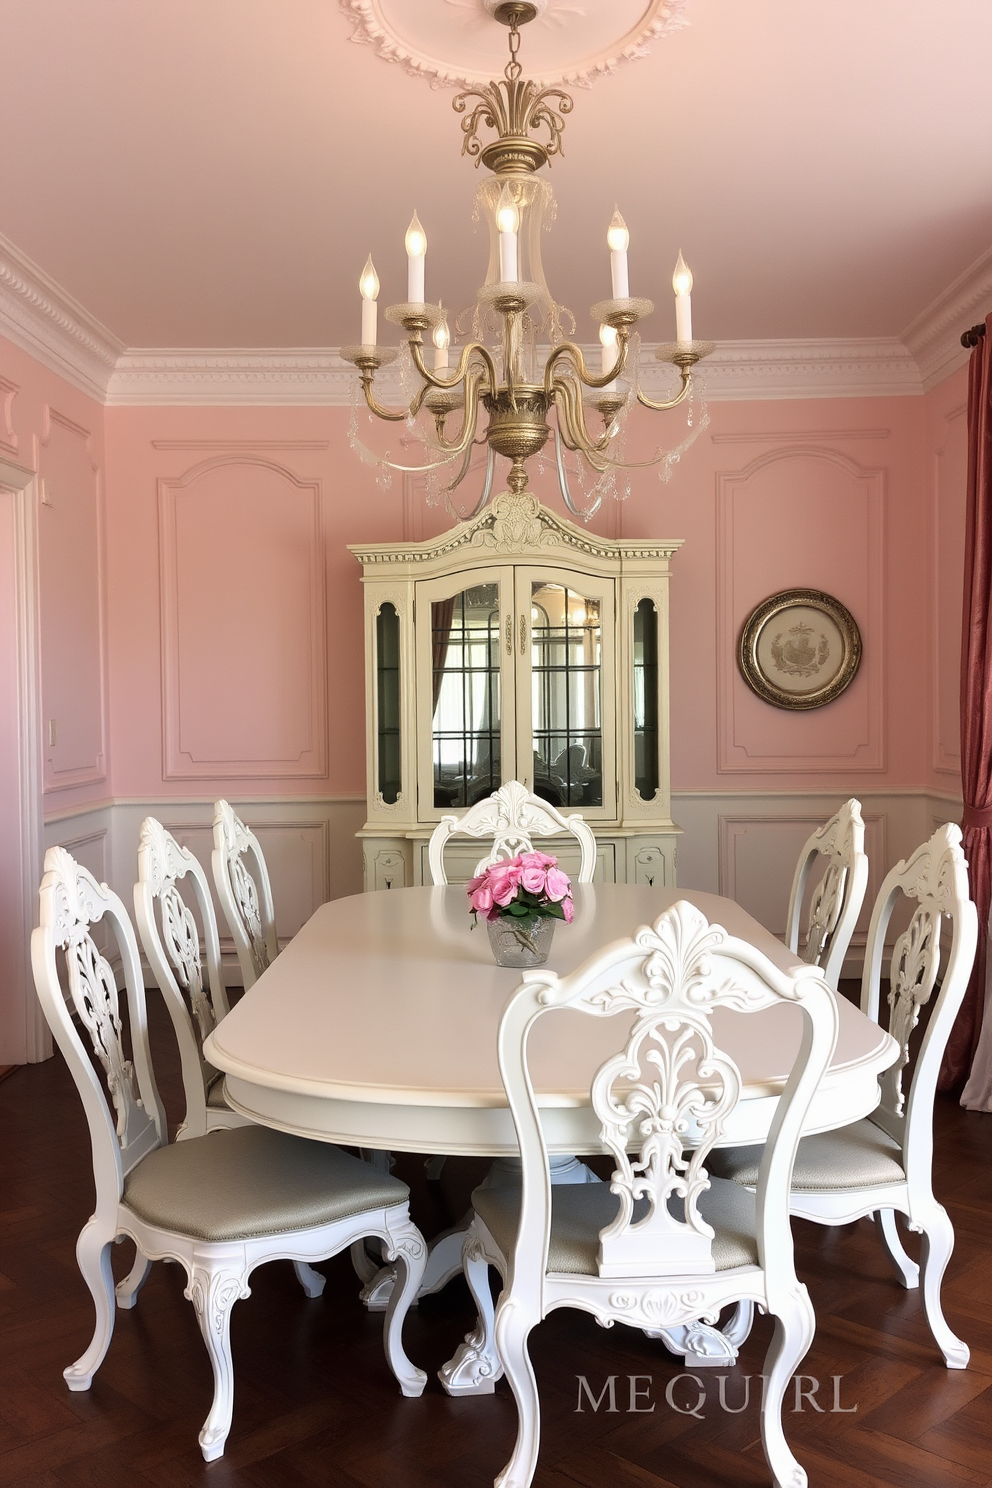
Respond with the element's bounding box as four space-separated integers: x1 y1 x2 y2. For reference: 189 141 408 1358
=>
204 882 897 1158
203 882 897 1376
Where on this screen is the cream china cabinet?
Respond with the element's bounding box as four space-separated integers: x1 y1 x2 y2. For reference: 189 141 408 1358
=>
350 493 682 889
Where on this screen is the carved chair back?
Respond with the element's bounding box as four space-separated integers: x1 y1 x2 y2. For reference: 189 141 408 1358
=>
860 824 976 1190
785 797 869 990
134 818 230 1139
32 847 167 1227
428 780 597 885
497 899 838 1294
211 801 279 989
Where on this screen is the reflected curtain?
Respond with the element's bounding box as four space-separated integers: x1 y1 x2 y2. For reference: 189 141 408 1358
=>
944 314 992 1106
431 597 456 713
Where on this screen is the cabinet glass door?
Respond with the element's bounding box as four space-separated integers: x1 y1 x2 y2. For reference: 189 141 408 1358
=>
516 569 616 815
416 569 515 816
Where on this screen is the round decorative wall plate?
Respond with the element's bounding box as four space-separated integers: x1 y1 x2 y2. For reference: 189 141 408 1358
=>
738 589 862 711
339 0 690 89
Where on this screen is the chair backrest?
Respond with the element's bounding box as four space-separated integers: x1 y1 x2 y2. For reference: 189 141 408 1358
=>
497 899 837 1290
134 818 228 1138
785 798 869 990
427 780 597 886
211 801 279 989
31 846 166 1225
860 823 977 1186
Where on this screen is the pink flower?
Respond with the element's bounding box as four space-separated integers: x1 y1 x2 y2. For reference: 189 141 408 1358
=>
468 881 494 916
519 850 557 870
519 861 548 894
545 867 571 902
561 895 574 923
487 860 522 906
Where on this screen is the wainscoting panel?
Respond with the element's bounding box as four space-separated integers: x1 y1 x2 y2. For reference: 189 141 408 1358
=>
158 456 327 779
716 446 884 773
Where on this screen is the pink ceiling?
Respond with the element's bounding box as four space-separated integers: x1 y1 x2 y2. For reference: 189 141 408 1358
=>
1 0 990 349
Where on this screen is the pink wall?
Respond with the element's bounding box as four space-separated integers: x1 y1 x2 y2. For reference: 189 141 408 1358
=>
0 335 109 818
105 393 944 801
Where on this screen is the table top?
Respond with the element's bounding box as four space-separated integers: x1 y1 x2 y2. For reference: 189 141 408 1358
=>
204 885 897 1156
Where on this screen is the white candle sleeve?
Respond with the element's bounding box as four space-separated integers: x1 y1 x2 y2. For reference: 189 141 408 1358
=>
362 298 377 347
675 294 692 344
499 231 518 283
610 250 629 299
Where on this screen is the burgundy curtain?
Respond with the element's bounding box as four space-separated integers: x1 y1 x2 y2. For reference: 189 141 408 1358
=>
942 313 992 1101
431 597 456 713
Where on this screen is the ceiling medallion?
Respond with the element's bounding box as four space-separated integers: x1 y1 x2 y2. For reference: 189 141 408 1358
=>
340 0 690 90
341 5 712 521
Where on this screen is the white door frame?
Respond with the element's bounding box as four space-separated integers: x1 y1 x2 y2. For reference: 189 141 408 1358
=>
0 455 49 1062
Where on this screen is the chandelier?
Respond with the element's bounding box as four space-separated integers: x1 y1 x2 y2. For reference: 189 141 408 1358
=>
341 1 714 521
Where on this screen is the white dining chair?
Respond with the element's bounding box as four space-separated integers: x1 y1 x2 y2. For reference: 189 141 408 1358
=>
711 823 977 1369
444 898 838 1488
785 797 869 990
134 816 327 1300
211 799 279 989
427 779 597 885
33 845 427 1462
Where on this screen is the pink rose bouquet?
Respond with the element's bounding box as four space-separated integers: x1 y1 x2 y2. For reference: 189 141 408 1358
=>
467 851 573 953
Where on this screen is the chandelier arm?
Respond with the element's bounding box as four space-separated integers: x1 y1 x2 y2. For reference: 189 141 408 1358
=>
430 371 484 455
360 377 431 424
408 338 498 396
553 376 617 459
635 370 692 413
554 422 603 520
451 443 496 520
543 334 628 397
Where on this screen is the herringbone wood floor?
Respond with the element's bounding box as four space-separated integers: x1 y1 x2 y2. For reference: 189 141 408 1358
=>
1 989 990 1488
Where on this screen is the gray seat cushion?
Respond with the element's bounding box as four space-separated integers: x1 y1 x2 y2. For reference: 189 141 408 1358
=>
205 1075 228 1110
472 1176 758 1276
123 1126 409 1242
708 1118 906 1192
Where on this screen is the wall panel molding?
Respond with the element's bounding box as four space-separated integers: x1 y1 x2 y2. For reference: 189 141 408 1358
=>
158 454 327 780
716 444 885 775
38 407 108 792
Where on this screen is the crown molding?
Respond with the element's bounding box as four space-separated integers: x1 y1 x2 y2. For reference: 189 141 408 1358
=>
639 338 922 402
106 350 358 406
3 227 985 408
0 231 123 401
900 245 992 391
103 336 924 407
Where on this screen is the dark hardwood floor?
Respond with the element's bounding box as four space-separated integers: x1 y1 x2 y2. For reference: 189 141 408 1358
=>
1 989 990 1488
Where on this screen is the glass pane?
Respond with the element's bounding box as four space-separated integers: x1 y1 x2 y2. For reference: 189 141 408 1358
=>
432 585 501 808
530 582 603 807
376 603 401 805
633 598 659 801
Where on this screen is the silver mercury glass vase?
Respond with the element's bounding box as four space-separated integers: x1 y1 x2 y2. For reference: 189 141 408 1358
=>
487 914 556 968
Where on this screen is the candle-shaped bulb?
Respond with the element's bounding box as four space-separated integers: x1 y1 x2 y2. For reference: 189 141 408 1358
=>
496 184 520 282
608 207 630 298
672 250 693 298
405 211 427 261
496 183 520 236
359 255 379 301
606 208 629 254
433 310 450 370
359 255 379 346
599 322 618 389
405 211 427 302
673 250 693 343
